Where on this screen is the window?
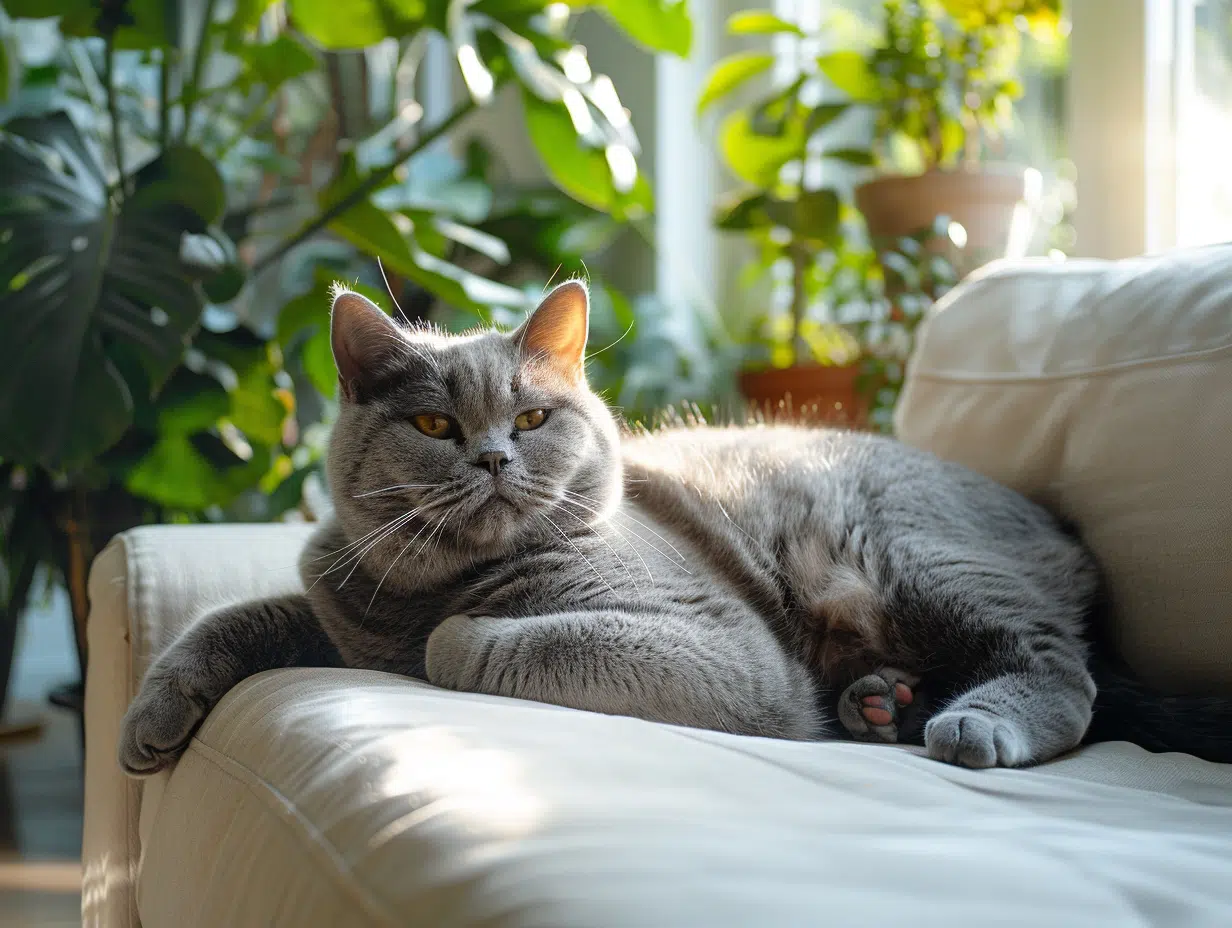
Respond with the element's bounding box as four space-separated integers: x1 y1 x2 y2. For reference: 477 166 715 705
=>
771 0 1073 256
1172 0 1232 247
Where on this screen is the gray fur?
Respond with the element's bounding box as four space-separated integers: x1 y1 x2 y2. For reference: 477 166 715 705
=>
119 281 1099 775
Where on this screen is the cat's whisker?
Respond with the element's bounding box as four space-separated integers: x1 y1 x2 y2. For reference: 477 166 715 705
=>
556 496 654 584
305 510 419 590
307 507 420 564
584 320 634 362
364 512 446 616
538 513 618 597
411 515 452 586
377 256 412 327
556 505 640 588
562 490 690 573
353 483 440 499
332 509 424 589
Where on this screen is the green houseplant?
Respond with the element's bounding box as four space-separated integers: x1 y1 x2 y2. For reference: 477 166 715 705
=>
0 0 690 718
820 0 1060 270
698 8 876 425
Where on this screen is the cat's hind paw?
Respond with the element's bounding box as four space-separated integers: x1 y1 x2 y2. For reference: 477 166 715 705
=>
838 668 919 743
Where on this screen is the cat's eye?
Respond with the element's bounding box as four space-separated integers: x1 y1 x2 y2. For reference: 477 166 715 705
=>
514 408 549 431
411 413 457 439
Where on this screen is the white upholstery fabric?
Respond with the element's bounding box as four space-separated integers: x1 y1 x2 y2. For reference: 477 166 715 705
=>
896 245 1232 696
135 668 1232 928
85 524 1232 928
83 524 316 928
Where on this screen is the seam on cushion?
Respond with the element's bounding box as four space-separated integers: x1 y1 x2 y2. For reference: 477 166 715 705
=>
182 738 400 927
120 532 142 928
909 337 1232 385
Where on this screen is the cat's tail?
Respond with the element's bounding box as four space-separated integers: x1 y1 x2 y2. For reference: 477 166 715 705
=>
1085 655 1232 764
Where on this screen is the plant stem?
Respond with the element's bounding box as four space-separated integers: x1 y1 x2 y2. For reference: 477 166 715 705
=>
252 99 479 275
181 0 219 141
789 244 809 368
0 554 37 718
158 47 171 152
63 488 92 677
213 93 277 162
103 32 127 198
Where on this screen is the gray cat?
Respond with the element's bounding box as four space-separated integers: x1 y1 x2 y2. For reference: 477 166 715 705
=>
120 280 1105 775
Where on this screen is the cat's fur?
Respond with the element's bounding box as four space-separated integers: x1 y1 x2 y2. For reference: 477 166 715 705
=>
118 281 1226 777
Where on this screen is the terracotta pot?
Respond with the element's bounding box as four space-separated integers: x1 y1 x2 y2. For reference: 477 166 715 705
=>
739 364 871 428
855 164 1039 273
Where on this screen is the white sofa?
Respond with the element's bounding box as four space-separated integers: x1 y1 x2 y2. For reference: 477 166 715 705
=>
82 246 1232 927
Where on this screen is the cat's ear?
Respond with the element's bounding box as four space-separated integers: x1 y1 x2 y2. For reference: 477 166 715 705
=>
330 287 403 401
514 280 589 381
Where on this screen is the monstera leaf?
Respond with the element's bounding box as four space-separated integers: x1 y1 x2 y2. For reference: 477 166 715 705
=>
0 111 238 470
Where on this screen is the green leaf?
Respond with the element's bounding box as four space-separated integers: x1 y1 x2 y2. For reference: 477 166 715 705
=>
328 199 416 273
816 51 879 102
5 0 171 48
431 217 510 264
522 90 653 220
940 116 966 163
317 155 413 265
261 460 317 518
792 189 841 242
726 11 803 36
195 326 289 447
718 109 804 187
228 352 287 446
232 34 318 94
232 0 281 35
805 102 851 136
696 52 774 116
713 190 770 231
125 432 270 510
0 114 229 469
319 158 527 316
155 369 230 435
126 144 226 227
300 326 337 395
288 0 427 50
596 0 692 57
276 289 326 348
824 147 874 166
277 273 384 396
0 25 17 105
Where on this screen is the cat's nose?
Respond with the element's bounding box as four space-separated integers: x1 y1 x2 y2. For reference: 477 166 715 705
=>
472 450 509 476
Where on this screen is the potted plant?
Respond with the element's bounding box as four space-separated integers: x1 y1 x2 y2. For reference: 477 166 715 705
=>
698 8 877 425
0 0 686 725
819 0 1061 271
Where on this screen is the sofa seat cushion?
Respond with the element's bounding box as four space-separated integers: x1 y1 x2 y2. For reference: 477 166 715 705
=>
894 246 1232 697
136 668 1232 928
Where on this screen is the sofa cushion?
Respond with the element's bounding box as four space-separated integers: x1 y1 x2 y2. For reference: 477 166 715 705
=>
83 524 319 928
135 667 1232 928
895 245 1232 697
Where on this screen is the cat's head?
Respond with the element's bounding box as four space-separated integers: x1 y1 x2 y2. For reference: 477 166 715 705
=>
326 280 622 557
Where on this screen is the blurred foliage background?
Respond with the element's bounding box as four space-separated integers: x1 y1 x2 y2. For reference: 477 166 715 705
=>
0 0 720 707
0 0 1072 712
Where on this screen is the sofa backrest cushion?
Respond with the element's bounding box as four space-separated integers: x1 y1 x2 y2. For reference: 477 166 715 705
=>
895 245 1232 697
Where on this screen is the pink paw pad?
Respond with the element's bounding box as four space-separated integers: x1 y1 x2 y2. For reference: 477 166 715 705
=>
859 682 914 728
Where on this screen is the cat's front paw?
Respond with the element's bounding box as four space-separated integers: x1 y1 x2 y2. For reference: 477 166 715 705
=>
118 673 207 777
925 709 1031 769
425 614 500 692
